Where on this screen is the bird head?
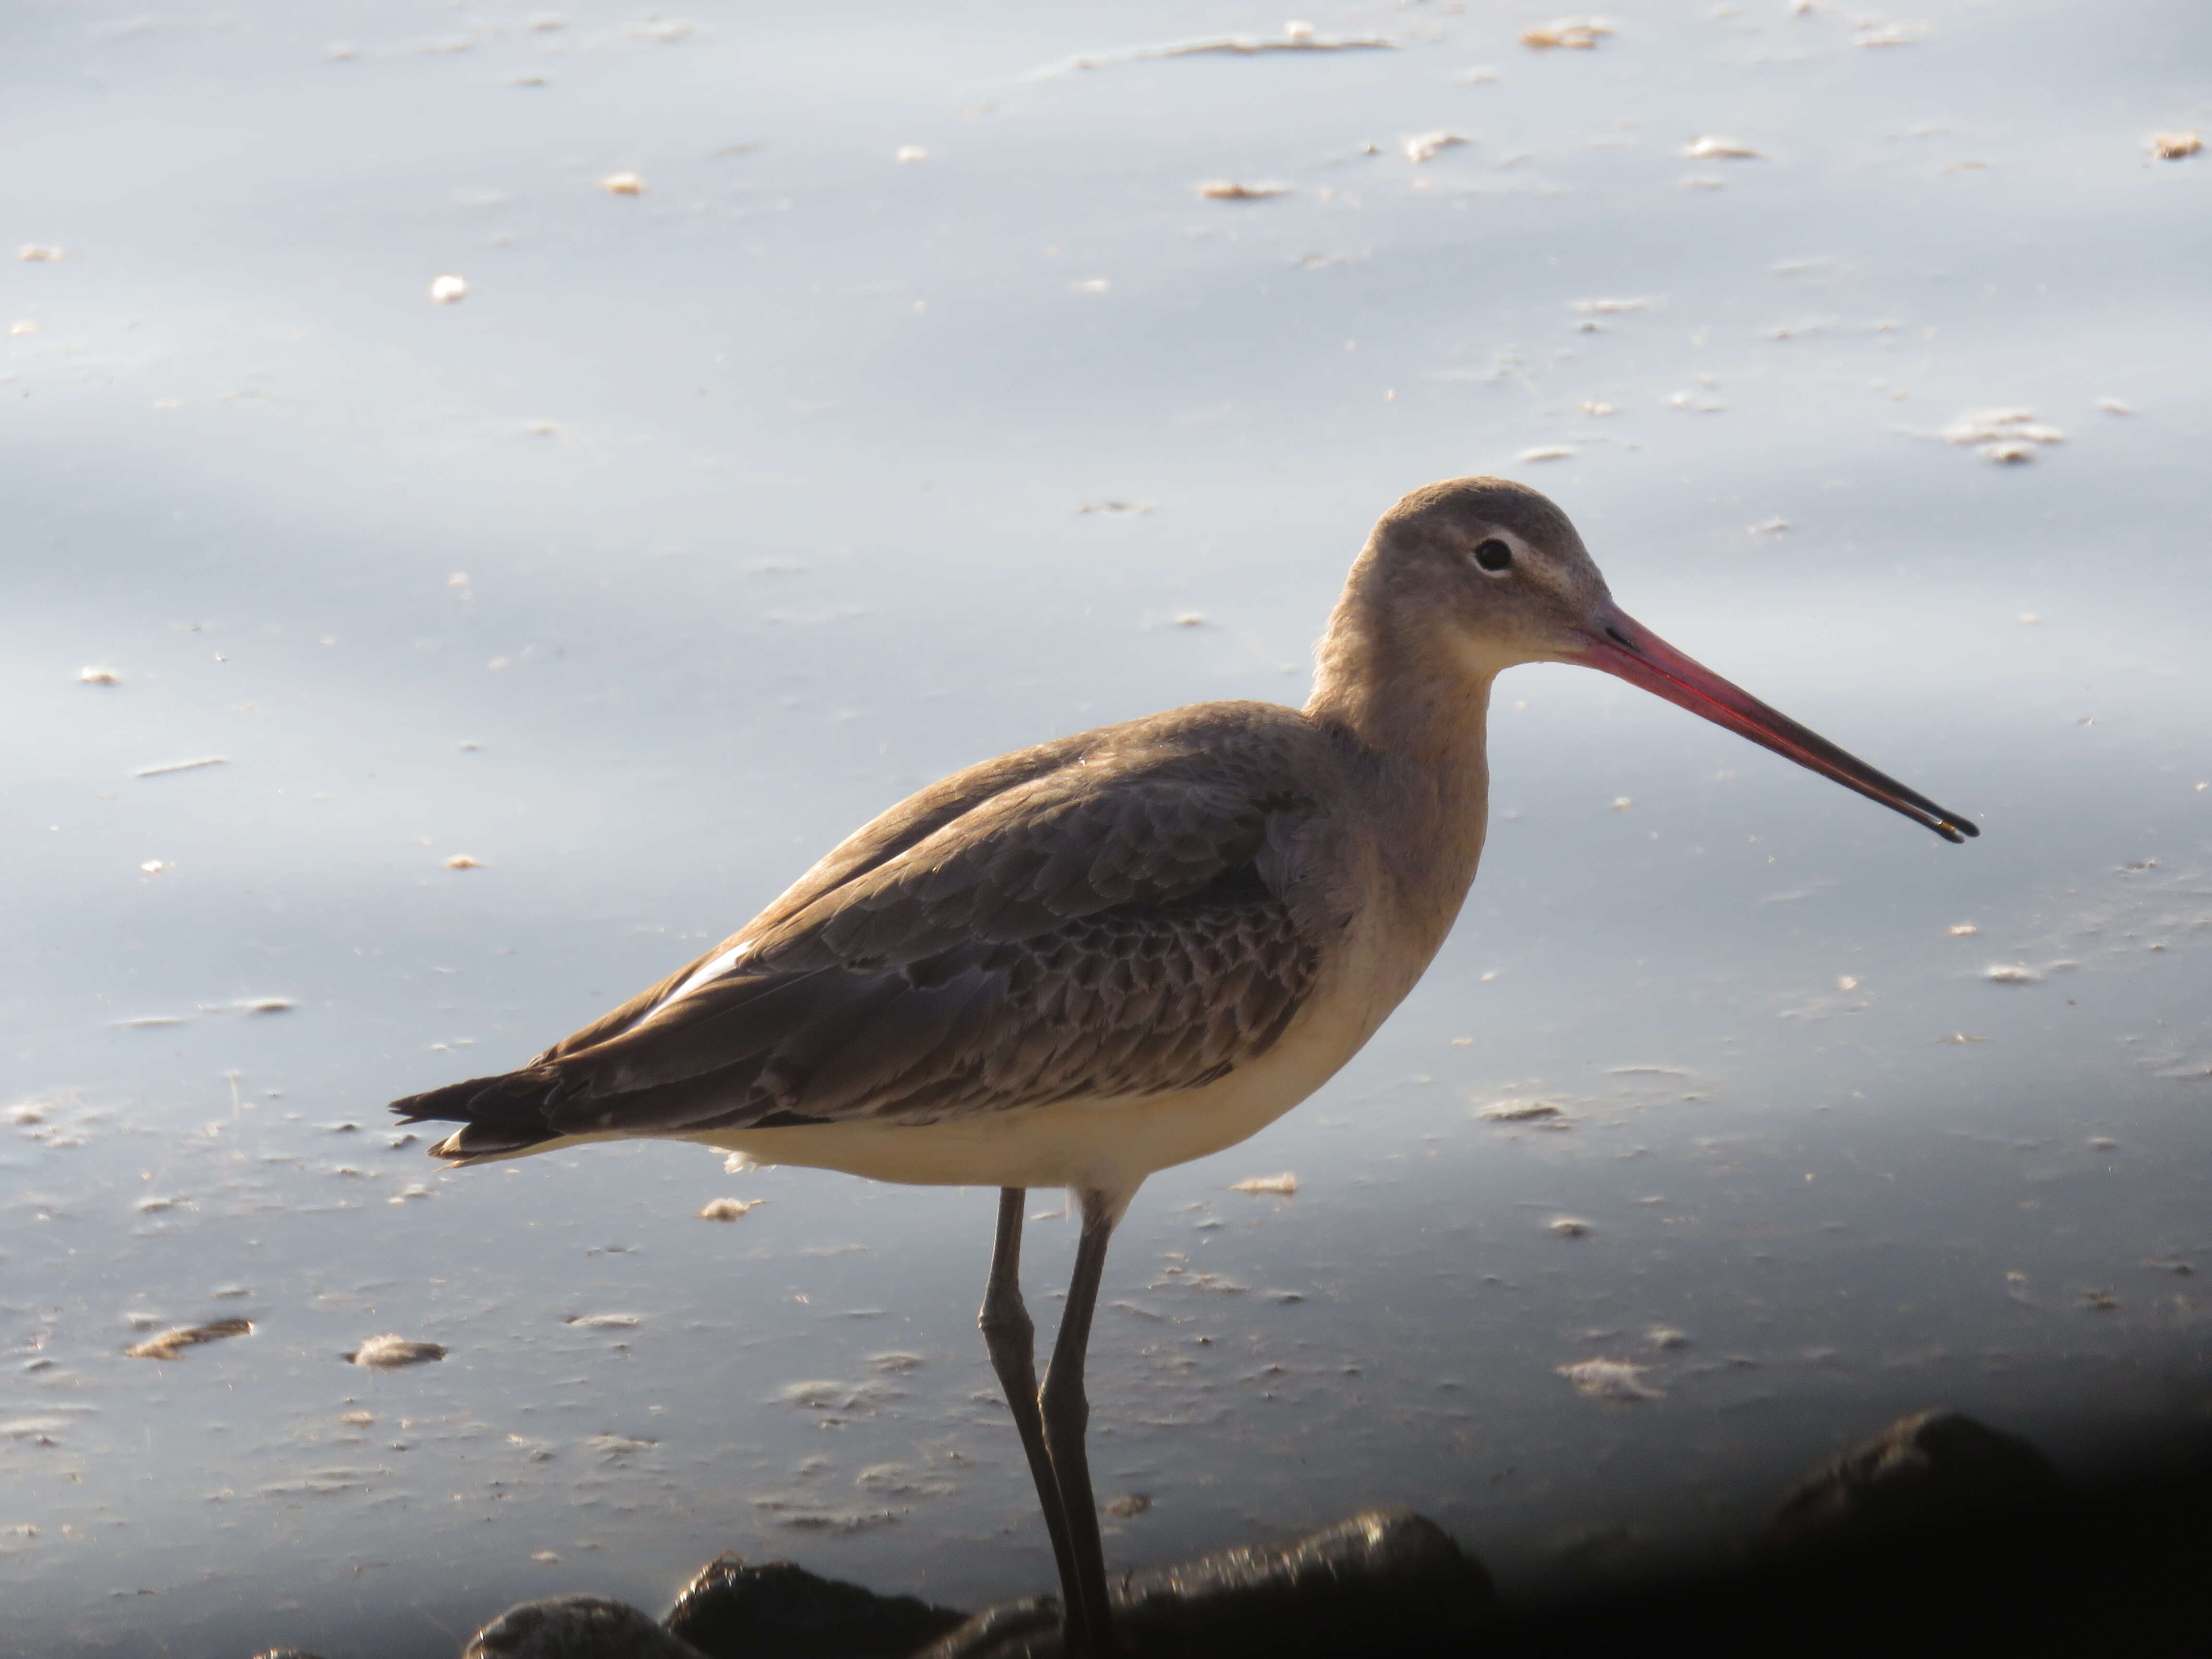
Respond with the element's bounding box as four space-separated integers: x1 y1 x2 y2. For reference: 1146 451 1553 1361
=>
1370 476 1978 843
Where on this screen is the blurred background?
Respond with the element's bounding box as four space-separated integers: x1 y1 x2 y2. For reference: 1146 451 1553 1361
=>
1 2 2207 1653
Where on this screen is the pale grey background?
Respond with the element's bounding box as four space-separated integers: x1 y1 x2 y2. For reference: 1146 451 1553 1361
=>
2 2 2208 1654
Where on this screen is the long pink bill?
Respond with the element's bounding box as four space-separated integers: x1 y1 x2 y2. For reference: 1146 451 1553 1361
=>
1576 608 1979 845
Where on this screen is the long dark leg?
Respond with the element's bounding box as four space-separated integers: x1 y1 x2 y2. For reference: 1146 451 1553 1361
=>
1039 1189 1123 1659
978 1189 1086 1636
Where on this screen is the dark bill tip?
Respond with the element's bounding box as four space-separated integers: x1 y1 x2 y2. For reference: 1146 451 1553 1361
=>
1580 610 1980 847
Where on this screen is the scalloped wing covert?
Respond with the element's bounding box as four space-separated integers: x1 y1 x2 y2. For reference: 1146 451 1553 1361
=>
392 705 1339 1151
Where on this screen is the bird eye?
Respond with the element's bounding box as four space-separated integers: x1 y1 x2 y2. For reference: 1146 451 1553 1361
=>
1473 538 1513 573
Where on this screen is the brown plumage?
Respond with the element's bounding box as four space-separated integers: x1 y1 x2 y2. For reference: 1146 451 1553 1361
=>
388 477 1974 1659
393 704 1341 1157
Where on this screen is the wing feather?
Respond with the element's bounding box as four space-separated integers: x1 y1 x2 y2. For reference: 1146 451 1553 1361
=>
393 704 1341 1152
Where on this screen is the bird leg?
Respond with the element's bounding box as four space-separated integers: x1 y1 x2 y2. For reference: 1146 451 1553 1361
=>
1038 1189 1123 1658
978 1188 1088 1641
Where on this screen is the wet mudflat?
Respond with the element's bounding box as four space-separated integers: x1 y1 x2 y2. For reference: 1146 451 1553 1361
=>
2 1 2208 1653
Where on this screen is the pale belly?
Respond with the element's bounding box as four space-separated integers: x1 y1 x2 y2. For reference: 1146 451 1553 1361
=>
681 1014 1356 1191
498 1010 1350 1197
481 900 1449 1197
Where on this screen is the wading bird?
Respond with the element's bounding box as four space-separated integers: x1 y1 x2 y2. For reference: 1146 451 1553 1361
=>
393 478 1975 1657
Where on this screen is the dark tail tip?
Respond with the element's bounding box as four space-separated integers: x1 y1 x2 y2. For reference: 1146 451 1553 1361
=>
390 1068 565 1162
389 1071 519 1126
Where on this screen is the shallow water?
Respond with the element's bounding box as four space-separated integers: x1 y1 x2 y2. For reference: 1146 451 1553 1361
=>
3 1 2209 1652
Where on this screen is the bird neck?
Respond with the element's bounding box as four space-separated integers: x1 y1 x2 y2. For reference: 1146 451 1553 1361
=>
1304 575 1497 930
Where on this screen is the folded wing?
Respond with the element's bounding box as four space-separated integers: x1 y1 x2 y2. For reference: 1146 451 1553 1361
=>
393 718 1330 1158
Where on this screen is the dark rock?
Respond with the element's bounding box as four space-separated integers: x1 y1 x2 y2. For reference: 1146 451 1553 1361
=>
1768 1408 2068 1546
1504 1434 2212 1652
664 1553 969 1658
920 1508 1496 1659
463 1594 709 1659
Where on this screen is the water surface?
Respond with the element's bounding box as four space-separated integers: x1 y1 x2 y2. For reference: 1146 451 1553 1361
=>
3 2 2209 1653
